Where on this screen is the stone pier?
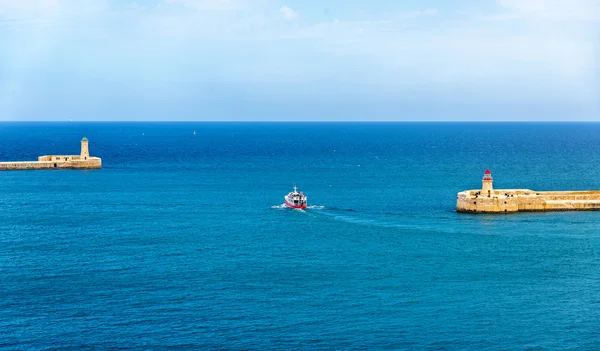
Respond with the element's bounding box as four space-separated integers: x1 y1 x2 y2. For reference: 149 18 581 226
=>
0 137 102 171
456 170 600 213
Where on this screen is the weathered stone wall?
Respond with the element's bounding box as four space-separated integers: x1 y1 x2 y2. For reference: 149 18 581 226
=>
516 195 547 212
37 155 83 162
457 189 600 213
0 162 55 170
538 192 600 200
456 190 520 213
0 157 101 171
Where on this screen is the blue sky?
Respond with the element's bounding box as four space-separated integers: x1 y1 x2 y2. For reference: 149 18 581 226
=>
1 0 599 121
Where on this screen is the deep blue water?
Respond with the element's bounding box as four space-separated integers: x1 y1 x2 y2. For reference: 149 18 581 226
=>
1 122 600 350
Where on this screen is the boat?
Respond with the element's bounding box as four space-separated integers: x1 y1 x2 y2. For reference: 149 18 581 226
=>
284 186 307 209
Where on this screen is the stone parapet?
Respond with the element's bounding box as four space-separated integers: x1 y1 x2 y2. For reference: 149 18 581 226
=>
0 157 101 170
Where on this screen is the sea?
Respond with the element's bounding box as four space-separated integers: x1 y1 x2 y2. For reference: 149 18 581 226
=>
1 122 599 350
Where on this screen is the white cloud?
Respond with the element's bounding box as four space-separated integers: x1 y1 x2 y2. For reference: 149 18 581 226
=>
0 0 59 23
491 0 600 21
0 0 59 12
279 6 296 20
164 0 248 11
409 8 438 17
0 0 107 26
0 0 597 108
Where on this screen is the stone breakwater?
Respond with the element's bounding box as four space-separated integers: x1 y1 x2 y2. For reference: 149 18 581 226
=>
0 158 102 171
456 189 600 213
456 169 600 213
0 137 102 171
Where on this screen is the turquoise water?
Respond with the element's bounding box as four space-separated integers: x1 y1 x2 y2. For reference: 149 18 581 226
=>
1 122 599 350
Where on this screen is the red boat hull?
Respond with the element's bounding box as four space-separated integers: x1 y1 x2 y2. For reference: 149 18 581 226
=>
285 200 307 209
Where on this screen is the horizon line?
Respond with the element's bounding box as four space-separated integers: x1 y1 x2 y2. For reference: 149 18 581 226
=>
1 120 600 123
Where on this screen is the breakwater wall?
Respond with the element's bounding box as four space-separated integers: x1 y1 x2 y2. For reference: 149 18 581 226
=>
456 170 600 213
0 137 102 171
0 158 102 171
456 189 600 213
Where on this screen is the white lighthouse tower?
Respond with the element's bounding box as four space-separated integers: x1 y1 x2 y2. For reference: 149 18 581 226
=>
482 169 493 197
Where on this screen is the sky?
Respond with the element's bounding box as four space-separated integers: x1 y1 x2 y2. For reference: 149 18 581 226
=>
0 0 599 121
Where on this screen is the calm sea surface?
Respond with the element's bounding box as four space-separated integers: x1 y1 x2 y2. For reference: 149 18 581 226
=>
1 122 599 350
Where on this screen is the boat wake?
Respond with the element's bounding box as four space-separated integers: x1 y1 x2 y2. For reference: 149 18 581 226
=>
312 208 457 233
273 203 389 226
273 203 458 234
271 204 325 210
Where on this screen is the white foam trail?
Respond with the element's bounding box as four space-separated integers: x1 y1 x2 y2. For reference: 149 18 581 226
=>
271 204 325 210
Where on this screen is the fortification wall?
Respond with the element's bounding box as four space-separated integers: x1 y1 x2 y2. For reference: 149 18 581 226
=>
537 192 600 200
457 189 600 213
0 162 55 170
0 157 101 171
38 155 84 162
456 190 520 213
516 195 547 212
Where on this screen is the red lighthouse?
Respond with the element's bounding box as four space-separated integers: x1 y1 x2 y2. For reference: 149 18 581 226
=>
482 169 493 197
483 169 492 180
